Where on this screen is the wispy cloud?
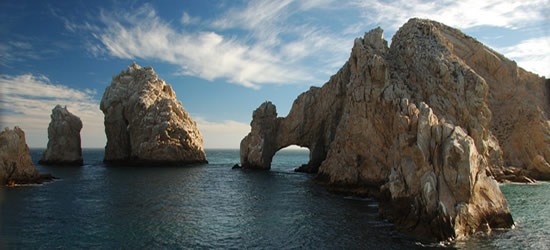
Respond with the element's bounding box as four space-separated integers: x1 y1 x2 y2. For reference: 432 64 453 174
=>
181 11 200 25
498 35 550 77
0 39 42 67
194 117 250 149
210 0 347 62
0 74 105 148
60 1 349 89
350 0 547 32
88 4 316 89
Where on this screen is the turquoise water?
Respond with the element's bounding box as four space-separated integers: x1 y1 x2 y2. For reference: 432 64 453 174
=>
452 182 550 249
0 149 548 249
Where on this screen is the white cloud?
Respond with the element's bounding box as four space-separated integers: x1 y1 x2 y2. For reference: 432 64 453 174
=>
181 11 200 25
0 73 252 149
497 36 550 77
0 74 105 148
209 0 350 82
0 40 42 67
350 0 547 31
194 117 250 149
92 4 312 89
76 1 351 89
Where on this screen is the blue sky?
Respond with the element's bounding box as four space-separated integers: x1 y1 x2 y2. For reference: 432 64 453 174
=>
1 0 549 148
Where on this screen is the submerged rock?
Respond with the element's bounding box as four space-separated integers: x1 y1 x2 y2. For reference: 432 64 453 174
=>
39 105 83 166
0 127 54 185
240 18 526 240
100 63 207 165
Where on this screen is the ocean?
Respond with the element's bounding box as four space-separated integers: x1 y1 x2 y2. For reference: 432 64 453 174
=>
0 149 548 249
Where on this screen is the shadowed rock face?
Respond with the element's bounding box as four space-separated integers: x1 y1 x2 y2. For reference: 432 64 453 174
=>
39 105 83 166
1 127 53 184
434 22 550 181
239 19 536 241
100 63 207 165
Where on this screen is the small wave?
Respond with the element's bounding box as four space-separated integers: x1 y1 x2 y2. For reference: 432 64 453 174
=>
343 196 374 201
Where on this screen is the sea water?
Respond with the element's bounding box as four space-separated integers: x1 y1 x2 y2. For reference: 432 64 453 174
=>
0 149 548 249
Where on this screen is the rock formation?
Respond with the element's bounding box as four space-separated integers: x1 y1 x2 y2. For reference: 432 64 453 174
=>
100 63 207 165
239 19 537 240
436 22 550 182
39 105 83 166
1 127 54 185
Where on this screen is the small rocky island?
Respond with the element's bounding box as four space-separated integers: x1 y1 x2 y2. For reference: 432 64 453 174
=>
39 105 84 166
238 18 550 241
100 63 207 165
1 127 54 185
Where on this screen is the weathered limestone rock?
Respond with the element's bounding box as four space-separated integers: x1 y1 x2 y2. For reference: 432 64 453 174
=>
39 105 83 166
527 155 550 180
100 63 207 165
1 127 54 185
240 18 522 241
428 20 550 182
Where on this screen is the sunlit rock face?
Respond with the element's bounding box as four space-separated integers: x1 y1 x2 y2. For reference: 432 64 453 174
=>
39 105 83 166
100 63 207 165
237 18 550 240
1 127 42 184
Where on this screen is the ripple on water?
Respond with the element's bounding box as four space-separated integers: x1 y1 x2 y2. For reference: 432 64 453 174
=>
2 149 548 248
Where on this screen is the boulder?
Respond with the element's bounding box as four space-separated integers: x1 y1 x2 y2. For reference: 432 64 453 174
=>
527 155 550 180
240 18 519 241
100 63 207 165
39 105 83 165
1 127 54 185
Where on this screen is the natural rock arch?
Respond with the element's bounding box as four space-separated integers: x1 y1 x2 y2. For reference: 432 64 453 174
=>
240 97 342 172
239 19 530 241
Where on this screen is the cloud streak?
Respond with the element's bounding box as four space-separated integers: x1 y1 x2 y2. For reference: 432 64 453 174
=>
0 74 105 148
350 0 547 31
91 4 316 89
498 35 550 77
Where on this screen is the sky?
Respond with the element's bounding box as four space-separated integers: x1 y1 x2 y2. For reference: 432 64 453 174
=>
1 0 549 149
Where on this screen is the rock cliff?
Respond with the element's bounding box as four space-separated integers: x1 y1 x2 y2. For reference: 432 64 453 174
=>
39 105 83 165
238 19 540 240
100 63 207 165
1 127 54 185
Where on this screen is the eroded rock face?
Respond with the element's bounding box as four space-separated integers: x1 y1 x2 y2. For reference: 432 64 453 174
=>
240 18 526 240
429 21 550 181
100 63 207 164
39 105 83 165
0 127 53 184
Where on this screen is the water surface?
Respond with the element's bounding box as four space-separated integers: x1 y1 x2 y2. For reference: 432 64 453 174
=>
0 149 548 249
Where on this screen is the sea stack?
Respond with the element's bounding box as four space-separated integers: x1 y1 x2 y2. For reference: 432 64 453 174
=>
240 18 529 240
100 63 207 165
39 105 83 166
1 127 54 185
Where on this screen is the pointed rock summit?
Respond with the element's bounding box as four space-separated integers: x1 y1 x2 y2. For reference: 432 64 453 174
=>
39 105 83 165
238 18 550 240
100 63 207 165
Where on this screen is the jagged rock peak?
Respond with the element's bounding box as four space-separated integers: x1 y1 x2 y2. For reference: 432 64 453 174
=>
100 63 207 165
39 105 83 166
239 18 533 241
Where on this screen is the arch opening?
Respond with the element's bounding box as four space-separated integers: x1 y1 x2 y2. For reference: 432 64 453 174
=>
270 145 319 173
